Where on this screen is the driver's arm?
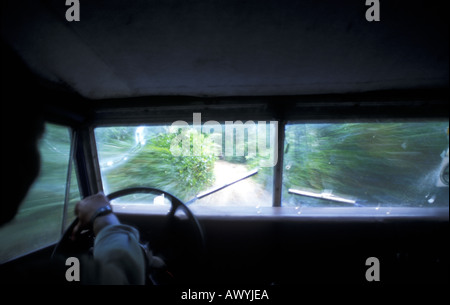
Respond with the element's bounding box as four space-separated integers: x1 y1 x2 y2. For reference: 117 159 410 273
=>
72 193 146 285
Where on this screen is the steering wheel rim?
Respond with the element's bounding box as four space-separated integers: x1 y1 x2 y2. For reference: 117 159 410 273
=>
52 187 206 267
106 187 206 251
108 187 193 219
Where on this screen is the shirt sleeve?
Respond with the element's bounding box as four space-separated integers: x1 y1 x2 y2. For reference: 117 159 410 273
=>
81 224 146 285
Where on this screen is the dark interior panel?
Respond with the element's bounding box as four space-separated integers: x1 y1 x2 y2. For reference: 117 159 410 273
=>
117 213 449 284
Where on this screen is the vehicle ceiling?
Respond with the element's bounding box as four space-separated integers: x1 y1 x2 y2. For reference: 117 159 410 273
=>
1 0 448 100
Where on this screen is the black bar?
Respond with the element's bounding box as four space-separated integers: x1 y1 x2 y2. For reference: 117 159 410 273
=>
186 169 259 205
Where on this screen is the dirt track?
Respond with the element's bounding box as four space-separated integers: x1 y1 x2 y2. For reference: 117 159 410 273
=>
195 160 272 207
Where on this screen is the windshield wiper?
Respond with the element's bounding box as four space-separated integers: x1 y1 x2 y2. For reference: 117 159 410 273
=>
288 188 364 207
185 169 259 205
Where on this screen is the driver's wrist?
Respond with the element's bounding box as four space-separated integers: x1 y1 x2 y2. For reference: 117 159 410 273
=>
93 213 120 236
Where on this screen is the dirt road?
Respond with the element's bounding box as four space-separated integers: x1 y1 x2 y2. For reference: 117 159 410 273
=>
195 160 272 207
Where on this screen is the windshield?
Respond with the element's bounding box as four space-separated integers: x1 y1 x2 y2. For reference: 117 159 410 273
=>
94 121 448 209
95 123 275 206
283 122 449 207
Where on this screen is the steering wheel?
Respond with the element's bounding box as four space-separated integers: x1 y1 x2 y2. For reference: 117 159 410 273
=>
52 187 206 283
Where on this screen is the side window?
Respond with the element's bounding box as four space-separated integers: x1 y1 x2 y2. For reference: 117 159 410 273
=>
0 123 80 263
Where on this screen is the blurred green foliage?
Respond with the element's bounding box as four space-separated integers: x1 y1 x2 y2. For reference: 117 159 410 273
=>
96 122 448 207
97 127 216 201
283 122 449 207
0 124 80 263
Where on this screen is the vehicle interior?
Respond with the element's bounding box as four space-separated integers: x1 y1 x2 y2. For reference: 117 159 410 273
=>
1 0 448 284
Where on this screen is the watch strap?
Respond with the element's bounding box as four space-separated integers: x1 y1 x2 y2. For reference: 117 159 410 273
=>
89 205 113 227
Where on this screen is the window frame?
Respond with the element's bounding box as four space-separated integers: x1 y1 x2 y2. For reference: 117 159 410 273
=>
60 128 79 234
85 93 449 218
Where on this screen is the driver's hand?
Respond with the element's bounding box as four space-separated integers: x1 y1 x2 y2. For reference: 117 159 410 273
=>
71 192 119 240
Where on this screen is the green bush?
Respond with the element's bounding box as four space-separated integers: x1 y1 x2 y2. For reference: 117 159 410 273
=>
100 127 216 201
